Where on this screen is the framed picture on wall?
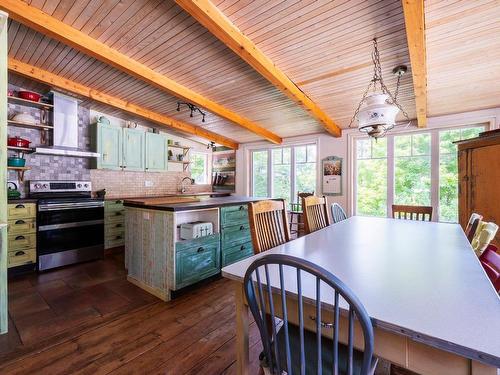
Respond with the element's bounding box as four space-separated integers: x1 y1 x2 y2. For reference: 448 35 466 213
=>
322 156 342 196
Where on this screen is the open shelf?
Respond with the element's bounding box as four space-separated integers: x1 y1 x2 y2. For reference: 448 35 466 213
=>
7 120 53 130
7 146 35 154
168 144 191 150
7 166 31 182
8 96 53 109
168 160 191 164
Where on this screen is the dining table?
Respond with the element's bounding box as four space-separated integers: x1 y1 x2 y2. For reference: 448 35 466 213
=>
222 216 500 375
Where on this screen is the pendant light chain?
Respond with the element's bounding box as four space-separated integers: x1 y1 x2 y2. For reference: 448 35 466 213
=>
348 38 409 129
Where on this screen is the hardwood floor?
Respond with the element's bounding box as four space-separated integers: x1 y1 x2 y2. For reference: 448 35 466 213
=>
0 254 262 374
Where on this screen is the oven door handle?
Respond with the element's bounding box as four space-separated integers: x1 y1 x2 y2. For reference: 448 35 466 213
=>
38 202 104 211
38 219 104 231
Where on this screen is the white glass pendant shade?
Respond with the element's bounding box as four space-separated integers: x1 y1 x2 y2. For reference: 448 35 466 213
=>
357 93 400 138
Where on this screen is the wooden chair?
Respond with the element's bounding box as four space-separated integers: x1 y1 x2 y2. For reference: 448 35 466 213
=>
391 205 433 221
243 253 378 375
248 199 291 254
331 202 347 224
302 195 330 234
289 191 314 236
465 213 483 243
479 244 500 292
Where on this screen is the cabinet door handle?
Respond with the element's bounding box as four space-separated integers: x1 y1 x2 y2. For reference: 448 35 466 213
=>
15 204 25 209
15 251 26 256
239 205 245 211
240 245 245 251
115 200 122 204
116 236 123 240
15 235 25 240
15 220 26 225
197 247 205 253
239 225 245 230
116 223 123 228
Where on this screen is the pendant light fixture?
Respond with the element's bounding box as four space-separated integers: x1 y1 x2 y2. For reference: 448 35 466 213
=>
349 38 409 139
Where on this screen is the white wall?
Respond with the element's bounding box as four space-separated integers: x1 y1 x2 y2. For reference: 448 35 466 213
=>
235 107 500 215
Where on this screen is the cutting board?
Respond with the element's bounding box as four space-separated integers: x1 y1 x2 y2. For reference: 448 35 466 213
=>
125 196 200 205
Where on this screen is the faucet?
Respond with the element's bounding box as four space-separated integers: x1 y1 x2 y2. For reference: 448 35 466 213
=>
179 177 194 194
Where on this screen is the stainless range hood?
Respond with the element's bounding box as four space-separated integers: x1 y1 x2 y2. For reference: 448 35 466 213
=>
35 91 100 158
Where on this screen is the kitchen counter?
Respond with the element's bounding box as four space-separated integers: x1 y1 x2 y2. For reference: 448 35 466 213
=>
7 198 38 204
104 191 230 201
123 195 264 212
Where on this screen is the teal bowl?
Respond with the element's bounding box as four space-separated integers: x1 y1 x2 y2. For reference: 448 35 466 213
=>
7 157 26 167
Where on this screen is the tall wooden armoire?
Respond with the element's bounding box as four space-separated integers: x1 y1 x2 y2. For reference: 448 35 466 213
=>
457 131 500 247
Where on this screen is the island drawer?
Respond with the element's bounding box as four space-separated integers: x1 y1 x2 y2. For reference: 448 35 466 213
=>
220 205 249 227
222 241 253 267
176 233 220 252
8 218 36 235
8 203 36 219
175 240 220 289
8 248 36 268
221 222 251 247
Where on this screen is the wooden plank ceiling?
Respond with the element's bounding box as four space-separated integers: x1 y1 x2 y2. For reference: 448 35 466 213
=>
425 0 500 117
6 0 420 145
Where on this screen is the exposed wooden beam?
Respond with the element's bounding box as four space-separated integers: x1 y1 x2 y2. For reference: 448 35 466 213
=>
0 0 281 144
175 0 342 138
8 59 239 150
402 0 427 127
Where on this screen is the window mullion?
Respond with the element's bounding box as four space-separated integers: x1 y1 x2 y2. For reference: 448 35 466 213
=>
431 131 440 222
268 149 273 197
291 147 296 205
387 135 395 218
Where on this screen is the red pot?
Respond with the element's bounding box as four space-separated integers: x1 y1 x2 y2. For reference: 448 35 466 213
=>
8 136 31 148
18 91 41 102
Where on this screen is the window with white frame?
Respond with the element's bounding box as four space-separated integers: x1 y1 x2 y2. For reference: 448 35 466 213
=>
251 144 317 204
190 152 209 184
354 124 485 222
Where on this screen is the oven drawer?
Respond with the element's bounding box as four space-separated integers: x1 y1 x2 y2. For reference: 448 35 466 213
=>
8 218 36 235
8 233 37 251
8 203 36 219
8 248 36 268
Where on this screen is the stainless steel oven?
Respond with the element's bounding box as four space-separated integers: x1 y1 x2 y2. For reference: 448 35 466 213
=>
29 180 104 271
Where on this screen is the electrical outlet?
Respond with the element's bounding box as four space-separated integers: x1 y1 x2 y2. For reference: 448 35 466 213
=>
144 180 153 187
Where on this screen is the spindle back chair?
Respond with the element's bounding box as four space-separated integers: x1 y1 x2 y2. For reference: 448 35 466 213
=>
302 195 330 234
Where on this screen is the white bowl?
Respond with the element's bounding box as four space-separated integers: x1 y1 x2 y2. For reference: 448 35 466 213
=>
12 112 36 125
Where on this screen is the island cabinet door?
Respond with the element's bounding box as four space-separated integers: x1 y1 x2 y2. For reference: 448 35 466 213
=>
122 128 145 171
145 133 167 172
221 241 253 267
175 236 221 289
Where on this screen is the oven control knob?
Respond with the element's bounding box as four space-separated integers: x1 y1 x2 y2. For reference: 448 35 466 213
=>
84 183 89 188
77 183 82 188
42 184 48 188
35 183 41 189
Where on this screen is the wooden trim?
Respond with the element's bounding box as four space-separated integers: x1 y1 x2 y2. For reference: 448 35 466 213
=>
127 276 168 302
402 0 427 128
8 58 239 149
0 0 282 145
175 0 342 138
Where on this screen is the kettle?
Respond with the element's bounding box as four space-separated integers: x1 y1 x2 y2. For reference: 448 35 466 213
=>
7 182 21 200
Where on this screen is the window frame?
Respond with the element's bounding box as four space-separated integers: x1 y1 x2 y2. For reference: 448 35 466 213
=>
190 151 209 185
250 142 318 202
349 122 488 222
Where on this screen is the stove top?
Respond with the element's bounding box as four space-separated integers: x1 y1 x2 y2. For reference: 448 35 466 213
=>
29 180 92 199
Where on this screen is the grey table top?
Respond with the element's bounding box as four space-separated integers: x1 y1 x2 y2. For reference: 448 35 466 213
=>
222 216 500 367
123 195 268 211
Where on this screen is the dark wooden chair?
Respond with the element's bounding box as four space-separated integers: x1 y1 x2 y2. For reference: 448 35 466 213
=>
243 253 378 375
248 199 291 254
302 195 330 234
391 204 433 221
465 213 483 243
289 191 314 236
331 202 347 224
479 244 500 292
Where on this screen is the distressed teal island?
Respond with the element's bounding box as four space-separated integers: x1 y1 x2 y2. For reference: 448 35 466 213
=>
123 196 264 301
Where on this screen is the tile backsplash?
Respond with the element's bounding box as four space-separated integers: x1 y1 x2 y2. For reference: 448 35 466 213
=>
8 84 211 198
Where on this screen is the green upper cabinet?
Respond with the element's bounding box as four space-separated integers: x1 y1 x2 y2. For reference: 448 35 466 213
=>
96 122 122 170
122 128 145 171
145 133 168 172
